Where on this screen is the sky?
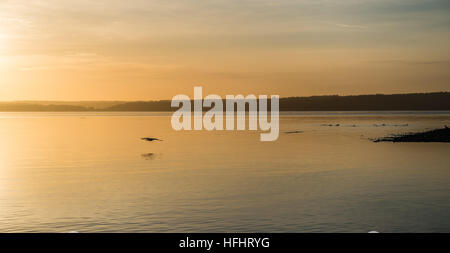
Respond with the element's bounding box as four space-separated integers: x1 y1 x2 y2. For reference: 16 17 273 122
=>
0 0 449 100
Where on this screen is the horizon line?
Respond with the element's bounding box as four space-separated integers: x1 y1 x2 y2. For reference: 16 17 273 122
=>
1 91 449 103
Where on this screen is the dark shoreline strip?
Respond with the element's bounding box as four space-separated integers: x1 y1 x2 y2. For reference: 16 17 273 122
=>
373 127 450 143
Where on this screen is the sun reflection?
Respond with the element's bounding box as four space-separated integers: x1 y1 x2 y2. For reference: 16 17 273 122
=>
0 141 9 200
0 30 5 51
0 29 7 68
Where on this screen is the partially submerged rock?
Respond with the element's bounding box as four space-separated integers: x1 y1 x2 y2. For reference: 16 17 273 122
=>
321 124 340 127
285 130 303 134
373 127 450 143
141 137 163 142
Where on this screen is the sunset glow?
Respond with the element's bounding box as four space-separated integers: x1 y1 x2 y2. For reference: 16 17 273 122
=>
0 0 449 101
1 0 450 237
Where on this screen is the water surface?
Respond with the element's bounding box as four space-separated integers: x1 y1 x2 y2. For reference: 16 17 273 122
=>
1 112 449 232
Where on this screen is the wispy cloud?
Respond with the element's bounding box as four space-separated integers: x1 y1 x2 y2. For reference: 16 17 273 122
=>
372 60 450 65
334 23 368 29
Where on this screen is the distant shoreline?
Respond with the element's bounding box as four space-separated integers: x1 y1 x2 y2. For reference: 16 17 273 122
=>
1 92 449 112
374 127 450 143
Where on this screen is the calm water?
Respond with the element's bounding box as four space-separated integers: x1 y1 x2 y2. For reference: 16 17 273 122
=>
0 111 450 233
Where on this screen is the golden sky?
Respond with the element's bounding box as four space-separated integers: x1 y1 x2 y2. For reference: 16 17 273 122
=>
0 0 449 100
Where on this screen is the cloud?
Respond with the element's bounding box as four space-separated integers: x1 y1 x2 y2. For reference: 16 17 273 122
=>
334 23 368 29
372 60 450 65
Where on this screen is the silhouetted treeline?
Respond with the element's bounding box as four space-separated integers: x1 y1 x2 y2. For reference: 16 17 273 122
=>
1 92 449 112
104 92 450 111
105 101 174 111
0 103 93 112
279 92 450 111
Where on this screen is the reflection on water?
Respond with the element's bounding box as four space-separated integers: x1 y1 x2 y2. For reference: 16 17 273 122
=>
141 153 157 160
0 112 449 232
